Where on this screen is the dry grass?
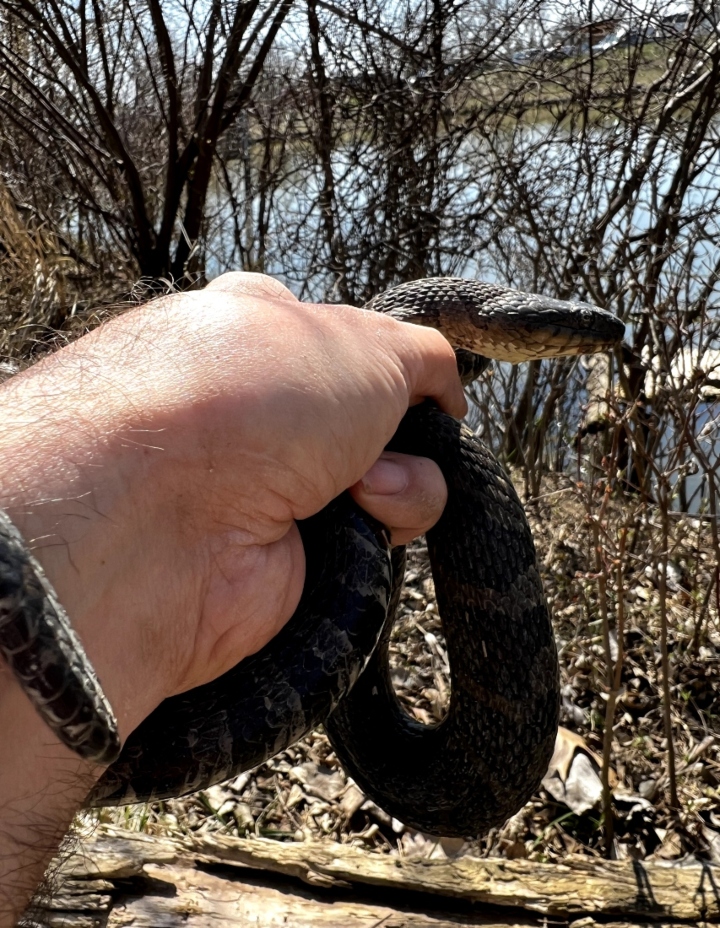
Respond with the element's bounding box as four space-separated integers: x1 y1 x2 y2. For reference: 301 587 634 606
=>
0 181 145 366
0 180 70 361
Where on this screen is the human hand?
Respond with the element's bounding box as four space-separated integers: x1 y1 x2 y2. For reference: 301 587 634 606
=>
0 272 465 740
0 271 466 924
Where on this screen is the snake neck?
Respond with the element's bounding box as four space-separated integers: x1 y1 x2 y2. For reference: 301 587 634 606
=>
454 348 491 386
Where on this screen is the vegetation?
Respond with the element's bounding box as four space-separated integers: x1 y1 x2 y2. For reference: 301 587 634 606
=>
2 0 720 862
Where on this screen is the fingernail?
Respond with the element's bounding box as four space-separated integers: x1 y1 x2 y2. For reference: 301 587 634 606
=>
362 457 409 495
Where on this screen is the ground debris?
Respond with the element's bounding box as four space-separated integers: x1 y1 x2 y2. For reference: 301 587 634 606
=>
95 473 720 865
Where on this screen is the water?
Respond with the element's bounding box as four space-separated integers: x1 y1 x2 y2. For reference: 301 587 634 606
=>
205 119 720 512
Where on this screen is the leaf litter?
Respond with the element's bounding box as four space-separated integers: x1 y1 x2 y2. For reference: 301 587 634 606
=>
94 474 720 864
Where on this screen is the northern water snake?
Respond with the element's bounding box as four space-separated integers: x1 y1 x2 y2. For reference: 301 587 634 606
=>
0 278 624 836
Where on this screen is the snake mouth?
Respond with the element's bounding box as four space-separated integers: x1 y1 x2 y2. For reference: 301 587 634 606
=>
478 301 626 363
452 294 626 364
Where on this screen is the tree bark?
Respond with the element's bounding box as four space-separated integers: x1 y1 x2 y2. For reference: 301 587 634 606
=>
26 825 719 926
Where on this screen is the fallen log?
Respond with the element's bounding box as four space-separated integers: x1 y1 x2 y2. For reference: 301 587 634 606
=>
26 825 718 927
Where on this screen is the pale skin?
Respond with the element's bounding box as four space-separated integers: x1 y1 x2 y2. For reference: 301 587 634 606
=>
0 272 466 925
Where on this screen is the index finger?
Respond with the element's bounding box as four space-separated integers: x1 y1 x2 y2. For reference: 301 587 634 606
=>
398 322 468 420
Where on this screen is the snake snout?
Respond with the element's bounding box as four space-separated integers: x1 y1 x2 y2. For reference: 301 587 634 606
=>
474 294 625 364
462 298 625 365
522 299 626 360
575 302 625 340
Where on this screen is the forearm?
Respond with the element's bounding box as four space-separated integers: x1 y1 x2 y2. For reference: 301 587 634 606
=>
0 670 99 927
0 343 178 737
0 366 112 927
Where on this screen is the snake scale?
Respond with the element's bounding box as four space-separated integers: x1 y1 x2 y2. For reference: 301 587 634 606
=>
0 279 624 837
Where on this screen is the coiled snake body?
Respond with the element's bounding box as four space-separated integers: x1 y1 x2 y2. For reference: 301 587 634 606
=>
0 279 624 837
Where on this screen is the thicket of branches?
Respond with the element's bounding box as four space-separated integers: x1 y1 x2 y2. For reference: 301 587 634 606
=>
2 0 720 858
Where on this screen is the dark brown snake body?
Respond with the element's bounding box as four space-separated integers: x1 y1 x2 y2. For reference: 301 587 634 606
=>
0 279 624 837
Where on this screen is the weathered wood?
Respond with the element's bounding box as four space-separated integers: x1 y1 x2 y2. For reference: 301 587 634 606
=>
26 826 719 927
191 832 719 921
35 859 548 928
579 354 615 435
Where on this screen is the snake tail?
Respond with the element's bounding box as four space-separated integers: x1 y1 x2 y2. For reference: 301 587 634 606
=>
0 510 121 764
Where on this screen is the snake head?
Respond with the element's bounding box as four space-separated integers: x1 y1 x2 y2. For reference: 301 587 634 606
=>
369 278 625 369
480 295 626 363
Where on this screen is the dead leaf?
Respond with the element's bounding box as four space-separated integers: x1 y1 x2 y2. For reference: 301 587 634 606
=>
286 783 305 809
542 727 613 814
546 727 590 781
202 785 234 814
340 781 365 819
655 830 683 859
702 823 720 862
563 753 603 814
289 763 345 802
400 831 445 858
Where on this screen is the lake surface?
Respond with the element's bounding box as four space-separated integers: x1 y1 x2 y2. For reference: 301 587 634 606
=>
206 121 720 512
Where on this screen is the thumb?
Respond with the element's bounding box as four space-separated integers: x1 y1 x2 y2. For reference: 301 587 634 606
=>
349 452 447 546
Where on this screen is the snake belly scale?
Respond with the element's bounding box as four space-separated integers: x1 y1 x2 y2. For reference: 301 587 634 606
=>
3 278 624 837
